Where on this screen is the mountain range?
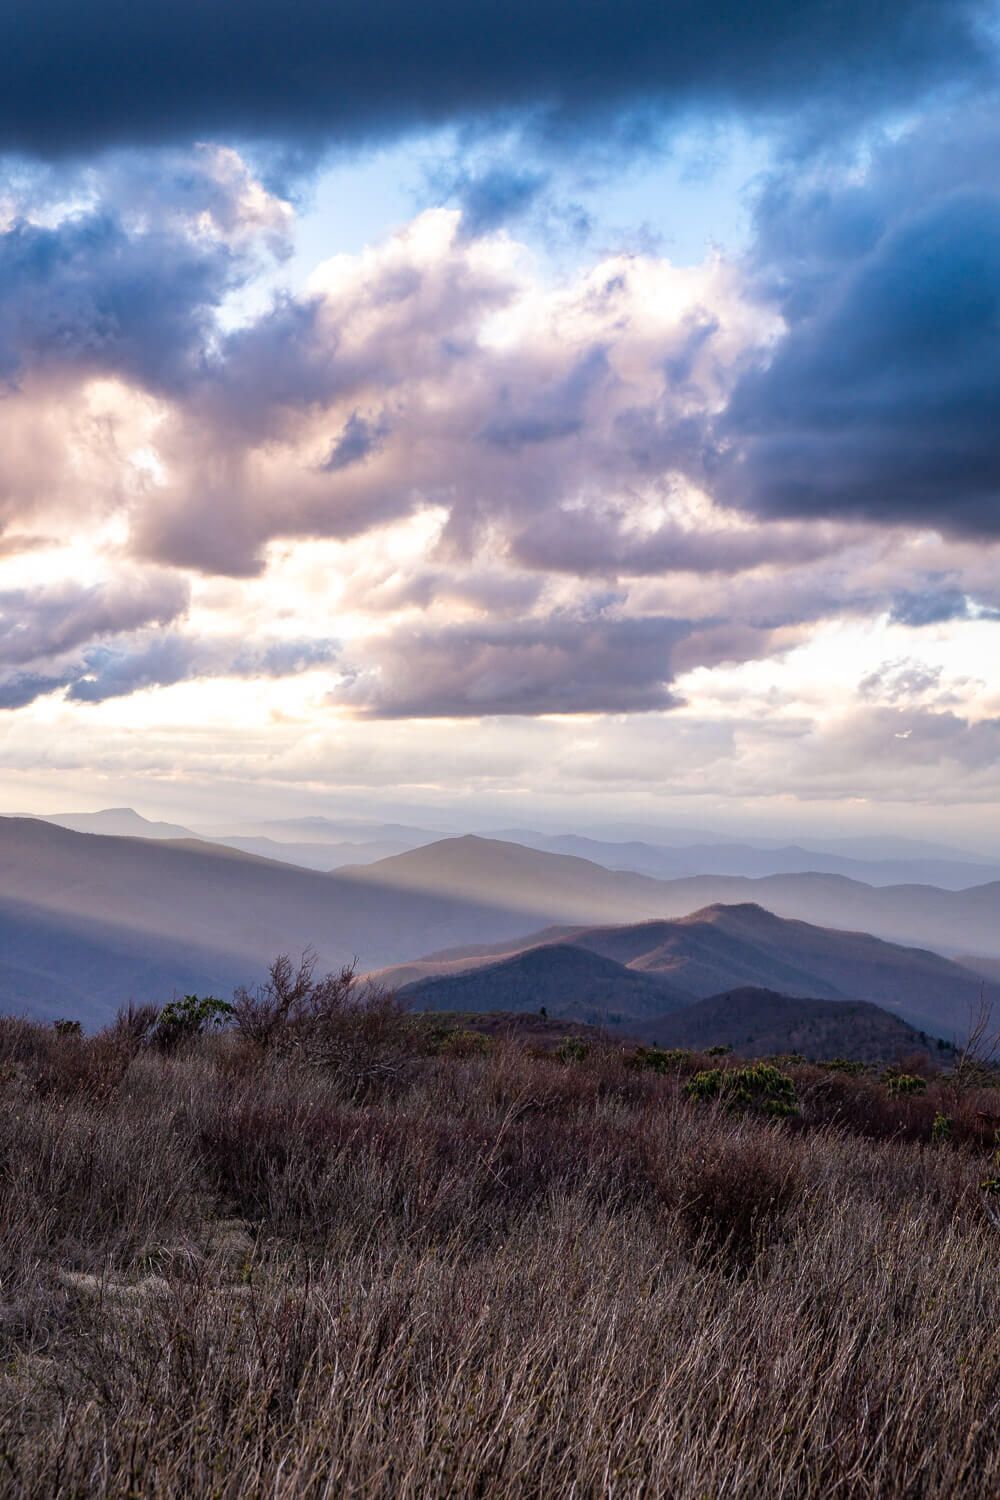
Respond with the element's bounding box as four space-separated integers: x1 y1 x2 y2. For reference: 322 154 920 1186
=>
395 901 993 1038
487 829 1000 889
3 816 999 1034
40 808 440 871
350 834 1000 960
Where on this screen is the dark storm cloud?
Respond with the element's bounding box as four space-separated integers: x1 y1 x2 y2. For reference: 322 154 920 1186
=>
0 1 990 157
716 109 1000 539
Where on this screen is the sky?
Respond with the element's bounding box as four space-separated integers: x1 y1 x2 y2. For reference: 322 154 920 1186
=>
3 0 1000 845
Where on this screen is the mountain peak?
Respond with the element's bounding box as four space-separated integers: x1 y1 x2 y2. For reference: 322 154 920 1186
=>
681 901 776 924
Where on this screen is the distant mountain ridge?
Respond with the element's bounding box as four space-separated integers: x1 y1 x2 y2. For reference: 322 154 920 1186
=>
34 807 1000 887
484 829 1000 889
43 808 199 840
357 836 1000 960
37 807 441 872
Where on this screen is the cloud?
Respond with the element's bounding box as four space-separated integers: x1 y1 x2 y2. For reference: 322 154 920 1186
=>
0 146 290 397
65 635 203 702
66 634 339 703
337 594 808 718
889 586 1000 626
511 503 853 577
0 575 189 667
858 660 949 704
0 557 338 710
3 143 1000 734
445 165 551 237
0 629 340 709
341 610 692 717
0 669 75 710
322 411 389 471
0 212 231 393
0 0 988 158
801 705 1000 789
122 213 774 576
479 346 610 450
716 108 1000 539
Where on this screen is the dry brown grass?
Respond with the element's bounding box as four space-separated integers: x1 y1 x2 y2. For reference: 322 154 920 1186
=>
2 1007 1000 1498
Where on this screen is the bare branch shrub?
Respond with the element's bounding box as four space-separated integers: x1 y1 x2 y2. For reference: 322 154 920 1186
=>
231 949 320 1046
233 950 412 1096
952 988 1000 1091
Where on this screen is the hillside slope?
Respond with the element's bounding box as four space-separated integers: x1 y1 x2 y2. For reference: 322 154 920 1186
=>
400 943 690 1026
341 835 674 925
645 987 952 1062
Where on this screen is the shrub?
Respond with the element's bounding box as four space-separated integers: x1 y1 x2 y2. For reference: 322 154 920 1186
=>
234 954 413 1097
231 950 322 1047
6 995 1000 1495
883 1070 928 1097
232 954 411 1092
154 994 233 1052
31 1032 134 1102
438 1028 492 1058
108 1002 160 1052
685 1062 799 1118
628 1046 692 1074
676 1128 804 1267
685 1067 725 1102
557 1037 589 1064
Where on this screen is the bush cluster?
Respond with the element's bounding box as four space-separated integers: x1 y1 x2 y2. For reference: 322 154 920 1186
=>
685 1061 799 1117
1 969 999 1497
